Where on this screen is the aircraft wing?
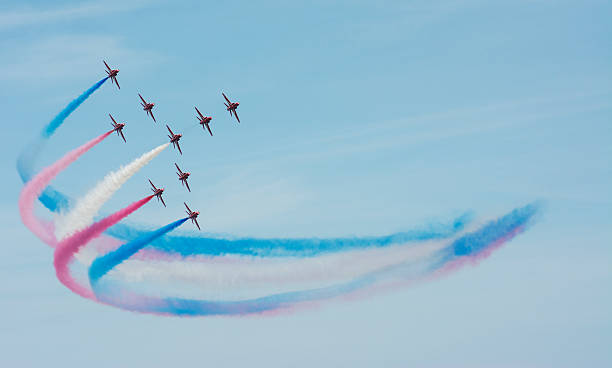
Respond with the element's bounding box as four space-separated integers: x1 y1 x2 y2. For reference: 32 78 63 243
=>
104 60 111 71
166 125 174 135
119 130 126 142
149 179 157 190
177 141 182 155
114 77 120 90
139 94 147 104
194 218 201 230
160 196 166 207
205 123 213 136
195 107 204 119
234 110 240 123
175 163 183 173
222 92 231 104
185 179 190 192
184 202 191 212
150 110 156 123
109 114 117 124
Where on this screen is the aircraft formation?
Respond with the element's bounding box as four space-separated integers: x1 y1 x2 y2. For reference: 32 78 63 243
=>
103 60 243 230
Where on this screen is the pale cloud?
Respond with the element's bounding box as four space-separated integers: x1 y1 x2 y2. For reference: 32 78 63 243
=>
0 0 153 30
0 34 164 82
157 167 313 236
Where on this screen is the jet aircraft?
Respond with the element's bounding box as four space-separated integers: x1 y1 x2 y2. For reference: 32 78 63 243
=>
109 114 126 142
222 92 240 123
139 94 156 122
184 202 201 230
175 163 191 192
195 107 213 136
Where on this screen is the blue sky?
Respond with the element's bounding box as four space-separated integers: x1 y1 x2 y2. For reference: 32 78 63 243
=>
1 0 611 366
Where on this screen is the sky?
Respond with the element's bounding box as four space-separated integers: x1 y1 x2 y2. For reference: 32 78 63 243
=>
1 0 611 366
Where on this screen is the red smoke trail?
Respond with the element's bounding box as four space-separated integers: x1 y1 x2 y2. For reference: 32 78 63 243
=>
18 130 113 246
53 195 154 299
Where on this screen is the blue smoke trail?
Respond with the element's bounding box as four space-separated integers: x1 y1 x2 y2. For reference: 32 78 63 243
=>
43 77 109 138
89 218 189 283
16 77 108 212
104 213 473 257
91 203 538 316
429 201 541 270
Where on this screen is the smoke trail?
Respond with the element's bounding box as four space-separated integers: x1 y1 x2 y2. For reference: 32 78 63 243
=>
89 203 538 316
108 213 473 258
96 233 476 301
54 196 154 299
43 77 109 138
430 202 541 274
17 77 108 212
18 131 113 246
54 143 169 240
90 218 189 283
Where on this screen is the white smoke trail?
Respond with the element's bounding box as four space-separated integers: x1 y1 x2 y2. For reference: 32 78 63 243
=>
111 239 449 300
54 143 169 240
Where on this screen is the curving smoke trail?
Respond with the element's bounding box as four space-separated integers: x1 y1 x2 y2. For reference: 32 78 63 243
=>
96 236 467 298
87 203 538 316
42 77 109 138
54 143 169 240
17 77 108 212
54 196 154 299
107 214 473 258
18 130 113 246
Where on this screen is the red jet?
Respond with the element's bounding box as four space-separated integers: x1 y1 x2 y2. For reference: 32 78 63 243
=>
166 125 183 154
195 107 213 136
103 60 120 89
184 202 201 230
222 92 240 123
109 114 126 143
175 163 191 192
149 179 166 207
139 94 156 122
